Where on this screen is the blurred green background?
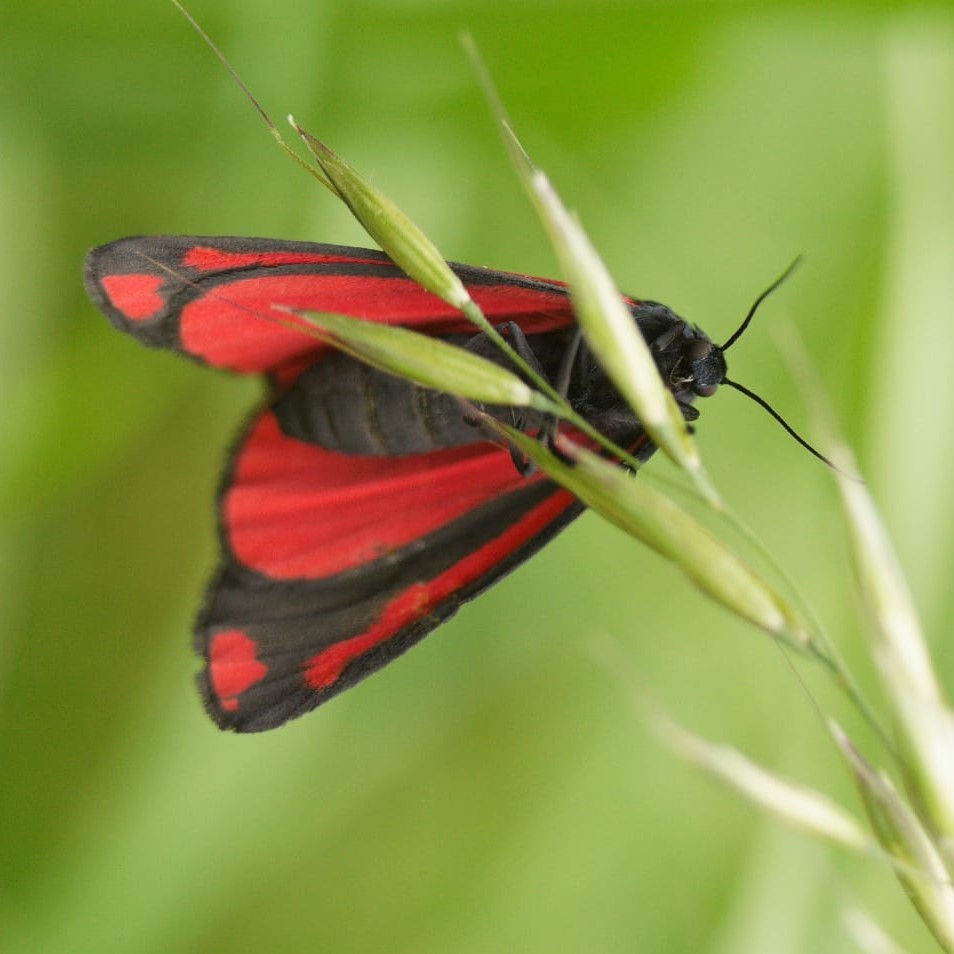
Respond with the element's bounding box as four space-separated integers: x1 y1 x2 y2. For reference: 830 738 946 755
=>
3 1 954 951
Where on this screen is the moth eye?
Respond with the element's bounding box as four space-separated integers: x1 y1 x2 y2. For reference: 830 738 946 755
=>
694 382 719 398
687 340 711 363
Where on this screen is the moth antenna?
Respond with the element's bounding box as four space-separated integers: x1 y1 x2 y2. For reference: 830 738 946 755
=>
721 255 803 352
723 378 858 479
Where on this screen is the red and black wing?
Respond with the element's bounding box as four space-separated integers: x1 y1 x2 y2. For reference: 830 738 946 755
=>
199 410 585 730
84 235 578 375
84 236 640 731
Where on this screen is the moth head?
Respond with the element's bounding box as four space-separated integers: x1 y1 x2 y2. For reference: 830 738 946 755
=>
684 337 726 398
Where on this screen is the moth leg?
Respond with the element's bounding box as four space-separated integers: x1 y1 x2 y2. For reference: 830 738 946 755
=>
460 324 532 430
675 400 700 422
500 322 548 379
496 323 588 473
464 322 555 476
538 328 583 452
463 322 547 378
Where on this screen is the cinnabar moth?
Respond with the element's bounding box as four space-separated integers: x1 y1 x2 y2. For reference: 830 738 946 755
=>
84 234 732 731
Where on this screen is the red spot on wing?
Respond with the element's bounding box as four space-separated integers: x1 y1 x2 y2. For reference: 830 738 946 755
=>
303 488 575 689
209 629 269 711
183 246 389 272
225 412 540 578
100 274 166 321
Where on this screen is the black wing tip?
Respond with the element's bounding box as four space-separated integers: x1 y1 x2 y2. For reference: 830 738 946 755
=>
83 236 203 351
83 235 163 329
83 244 130 337
194 664 326 734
